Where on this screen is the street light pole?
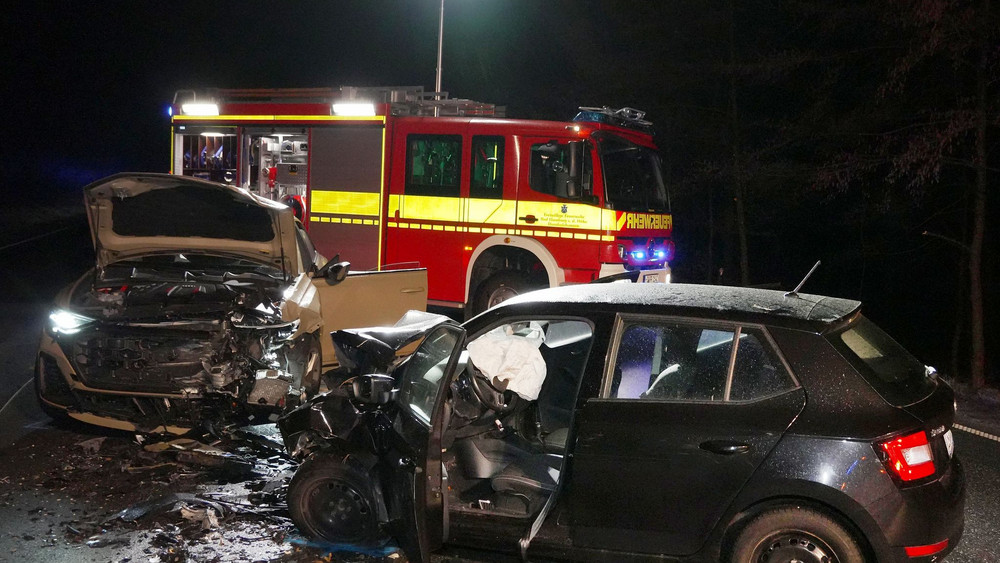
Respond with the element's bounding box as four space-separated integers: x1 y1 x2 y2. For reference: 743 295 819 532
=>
435 0 444 116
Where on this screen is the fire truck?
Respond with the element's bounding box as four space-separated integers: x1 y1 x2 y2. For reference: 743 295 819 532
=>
168 86 673 314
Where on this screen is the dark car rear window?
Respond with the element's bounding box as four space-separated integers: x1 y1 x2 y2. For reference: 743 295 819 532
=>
828 316 936 406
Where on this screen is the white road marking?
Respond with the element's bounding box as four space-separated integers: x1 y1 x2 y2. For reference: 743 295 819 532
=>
0 378 32 417
954 423 1000 443
0 226 73 252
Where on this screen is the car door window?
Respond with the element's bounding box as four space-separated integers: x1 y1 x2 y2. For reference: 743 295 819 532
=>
729 328 796 401
397 326 462 425
608 321 794 402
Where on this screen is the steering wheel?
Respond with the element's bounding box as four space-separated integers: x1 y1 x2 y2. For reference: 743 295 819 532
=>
467 364 518 415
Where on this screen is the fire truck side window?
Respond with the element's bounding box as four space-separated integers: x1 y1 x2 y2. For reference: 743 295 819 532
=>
470 136 504 199
529 141 591 198
405 135 462 197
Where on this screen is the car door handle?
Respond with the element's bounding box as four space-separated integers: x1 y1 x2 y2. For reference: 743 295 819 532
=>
518 214 537 224
699 440 751 455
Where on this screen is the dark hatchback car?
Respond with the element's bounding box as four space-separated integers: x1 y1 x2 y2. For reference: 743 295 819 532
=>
278 283 964 563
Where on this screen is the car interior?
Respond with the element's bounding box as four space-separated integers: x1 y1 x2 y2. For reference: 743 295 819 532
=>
441 319 593 519
609 323 792 403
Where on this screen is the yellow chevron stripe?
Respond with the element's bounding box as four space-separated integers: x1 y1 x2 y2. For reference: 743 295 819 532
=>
310 190 380 217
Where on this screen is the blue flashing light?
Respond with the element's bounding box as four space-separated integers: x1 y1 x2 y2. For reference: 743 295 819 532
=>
631 250 646 261
654 249 666 260
167 105 173 117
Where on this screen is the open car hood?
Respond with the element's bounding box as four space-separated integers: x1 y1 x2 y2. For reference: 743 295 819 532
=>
84 173 298 274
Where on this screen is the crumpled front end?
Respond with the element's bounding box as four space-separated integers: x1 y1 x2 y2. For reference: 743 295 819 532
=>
277 310 455 459
37 269 314 434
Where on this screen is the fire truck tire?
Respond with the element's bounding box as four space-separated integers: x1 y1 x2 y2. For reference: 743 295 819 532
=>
472 270 536 315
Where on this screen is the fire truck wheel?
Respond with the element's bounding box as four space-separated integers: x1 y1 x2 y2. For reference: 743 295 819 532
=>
472 270 535 314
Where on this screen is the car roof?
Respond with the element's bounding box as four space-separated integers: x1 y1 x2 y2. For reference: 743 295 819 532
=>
493 282 862 333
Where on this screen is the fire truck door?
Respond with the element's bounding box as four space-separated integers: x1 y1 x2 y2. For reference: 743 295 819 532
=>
465 135 512 225
307 125 386 270
386 134 465 302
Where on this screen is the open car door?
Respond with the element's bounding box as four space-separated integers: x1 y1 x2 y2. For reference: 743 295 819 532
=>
313 268 428 368
381 323 464 562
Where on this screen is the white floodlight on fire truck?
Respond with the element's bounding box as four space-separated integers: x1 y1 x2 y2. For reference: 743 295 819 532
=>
181 103 220 116
332 102 376 116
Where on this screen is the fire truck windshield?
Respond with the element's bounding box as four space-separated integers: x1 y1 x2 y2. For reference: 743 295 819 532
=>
598 133 669 213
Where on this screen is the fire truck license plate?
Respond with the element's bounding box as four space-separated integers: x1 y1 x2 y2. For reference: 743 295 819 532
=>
642 272 661 283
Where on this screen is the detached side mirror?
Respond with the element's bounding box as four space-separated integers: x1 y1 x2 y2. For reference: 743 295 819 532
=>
352 373 397 404
317 260 351 286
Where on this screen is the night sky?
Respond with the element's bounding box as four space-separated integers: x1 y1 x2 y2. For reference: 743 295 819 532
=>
5 1 997 382
7 1 663 194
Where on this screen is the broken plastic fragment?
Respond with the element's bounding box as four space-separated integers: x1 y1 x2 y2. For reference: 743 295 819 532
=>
179 504 220 530
76 437 107 454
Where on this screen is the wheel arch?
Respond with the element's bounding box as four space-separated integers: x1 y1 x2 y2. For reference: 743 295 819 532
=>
464 235 565 303
716 480 886 563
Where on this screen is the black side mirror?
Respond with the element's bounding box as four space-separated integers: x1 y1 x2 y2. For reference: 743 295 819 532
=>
352 373 397 404
316 260 350 286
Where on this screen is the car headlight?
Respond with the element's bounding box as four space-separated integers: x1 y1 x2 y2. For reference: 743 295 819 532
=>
48 309 96 335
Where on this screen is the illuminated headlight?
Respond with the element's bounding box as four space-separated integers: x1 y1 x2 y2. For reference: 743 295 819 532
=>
653 249 666 260
48 309 96 335
630 250 647 260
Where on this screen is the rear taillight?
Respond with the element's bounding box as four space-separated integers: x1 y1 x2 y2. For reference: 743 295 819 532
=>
905 539 949 557
878 430 935 481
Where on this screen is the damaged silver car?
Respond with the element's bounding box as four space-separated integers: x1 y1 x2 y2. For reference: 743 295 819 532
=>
36 173 427 434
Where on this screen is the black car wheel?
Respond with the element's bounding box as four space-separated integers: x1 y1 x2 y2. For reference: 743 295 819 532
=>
287 454 382 545
730 507 864 563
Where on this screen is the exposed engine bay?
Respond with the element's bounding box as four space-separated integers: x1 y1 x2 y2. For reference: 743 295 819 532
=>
37 173 429 435
43 256 320 430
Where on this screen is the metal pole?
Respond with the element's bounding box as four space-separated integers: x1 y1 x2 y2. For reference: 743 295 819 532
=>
435 0 444 116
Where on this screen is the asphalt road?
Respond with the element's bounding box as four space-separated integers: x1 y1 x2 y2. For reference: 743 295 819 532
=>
1 218 999 562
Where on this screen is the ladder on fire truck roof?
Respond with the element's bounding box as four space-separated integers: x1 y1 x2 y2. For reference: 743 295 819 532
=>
175 86 504 118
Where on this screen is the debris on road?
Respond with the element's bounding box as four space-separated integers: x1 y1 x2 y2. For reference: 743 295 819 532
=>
0 421 404 562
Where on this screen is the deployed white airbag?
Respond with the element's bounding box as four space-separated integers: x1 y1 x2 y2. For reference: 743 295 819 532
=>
467 323 547 400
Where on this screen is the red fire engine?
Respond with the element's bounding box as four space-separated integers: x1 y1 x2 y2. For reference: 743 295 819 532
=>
168 86 673 314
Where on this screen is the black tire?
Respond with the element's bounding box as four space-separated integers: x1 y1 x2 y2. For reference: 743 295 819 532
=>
730 507 865 563
471 270 537 315
287 454 383 545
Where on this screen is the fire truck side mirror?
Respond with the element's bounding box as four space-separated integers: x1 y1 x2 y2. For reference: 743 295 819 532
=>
565 141 583 199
